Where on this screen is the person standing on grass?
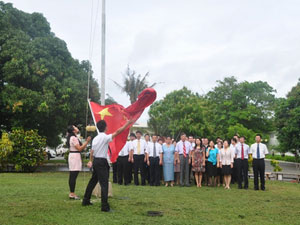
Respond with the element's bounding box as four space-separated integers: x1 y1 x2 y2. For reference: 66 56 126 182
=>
146 134 163 186
117 133 135 185
175 133 193 187
173 140 180 185
220 140 234 189
250 134 269 191
216 140 223 187
202 137 209 186
206 140 220 187
130 131 147 186
82 119 133 212
144 133 151 185
67 125 91 200
235 136 250 189
230 138 238 184
162 136 175 187
192 138 206 188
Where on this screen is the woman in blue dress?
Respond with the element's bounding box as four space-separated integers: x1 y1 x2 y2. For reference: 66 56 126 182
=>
162 136 175 187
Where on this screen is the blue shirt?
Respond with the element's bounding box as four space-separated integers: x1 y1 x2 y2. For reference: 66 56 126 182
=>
206 148 219 165
162 144 175 164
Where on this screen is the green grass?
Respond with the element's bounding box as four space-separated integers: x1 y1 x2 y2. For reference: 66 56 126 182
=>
0 172 299 225
266 154 300 163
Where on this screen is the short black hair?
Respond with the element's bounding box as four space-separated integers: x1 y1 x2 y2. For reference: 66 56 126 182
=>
97 120 107 132
144 133 150 137
256 134 262 138
181 133 186 136
130 133 136 138
240 136 246 139
231 138 237 143
151 134 158 137
136 130 142 135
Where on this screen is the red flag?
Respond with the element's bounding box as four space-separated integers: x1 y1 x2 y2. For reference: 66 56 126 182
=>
89 88 156 163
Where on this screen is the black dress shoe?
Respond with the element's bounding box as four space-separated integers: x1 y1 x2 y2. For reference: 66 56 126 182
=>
244 187 248 190
82 200 93 206
238 186 243 189
254 188 259 191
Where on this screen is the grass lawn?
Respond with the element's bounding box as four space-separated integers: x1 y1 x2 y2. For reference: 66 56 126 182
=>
0 172 299 225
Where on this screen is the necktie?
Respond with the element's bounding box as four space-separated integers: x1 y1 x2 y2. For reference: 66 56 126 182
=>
257 143 260 159
153 143 156 157
241 144 244 160
137 140 141 155
183 142 186 158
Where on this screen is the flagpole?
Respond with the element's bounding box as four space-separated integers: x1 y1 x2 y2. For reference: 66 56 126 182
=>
87 99 99 134
100 0 106 106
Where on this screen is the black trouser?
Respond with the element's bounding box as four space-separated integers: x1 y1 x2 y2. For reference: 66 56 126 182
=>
236 159 249 188
145 162 150 184
231 158 238 184
117 155 130 185
112 162 118 183
83 158 110 211
133 154 146 185
69 171 79 192
149 157 160 186
253 158 265 190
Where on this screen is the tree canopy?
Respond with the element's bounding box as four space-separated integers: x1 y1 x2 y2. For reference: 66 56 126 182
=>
0 2 102 146
148 77 277 144
275 79 300 156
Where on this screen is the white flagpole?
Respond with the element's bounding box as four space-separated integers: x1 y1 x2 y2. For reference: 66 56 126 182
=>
100 0 106 106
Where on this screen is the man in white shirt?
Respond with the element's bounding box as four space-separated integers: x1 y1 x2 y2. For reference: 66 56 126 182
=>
130 131 147 185
144 133 151 184
146 134 163 186
235 136 250 189
175 133 193 187
82 119 133 212
117 133 136 185
250 134 269 191
230 137 239 184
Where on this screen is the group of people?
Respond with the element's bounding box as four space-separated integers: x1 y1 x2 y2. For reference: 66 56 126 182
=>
66 120 269 212
113 132 269 191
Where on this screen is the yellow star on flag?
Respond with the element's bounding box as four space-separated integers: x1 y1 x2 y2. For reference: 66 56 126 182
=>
98 107 112 120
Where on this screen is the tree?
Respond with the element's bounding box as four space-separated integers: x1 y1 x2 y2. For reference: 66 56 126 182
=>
0 2 105 146
275 79 300 157
206 76 276 140
113 66 157 104
148 87 214 139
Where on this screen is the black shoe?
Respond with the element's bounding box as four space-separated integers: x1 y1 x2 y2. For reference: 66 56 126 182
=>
261 187 265 191
244 186 248 190
82 200 93 206
185 184 191 187
238 186 243 189
254 187 259 191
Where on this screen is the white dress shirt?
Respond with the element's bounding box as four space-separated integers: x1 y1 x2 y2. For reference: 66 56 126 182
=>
220 147 234 165
92 133 112 159
235 143 250 159
250 143 269 159
175 141 193 155
146 142 163 157
118 141 132 156
131 139 147 155
230 144 237 157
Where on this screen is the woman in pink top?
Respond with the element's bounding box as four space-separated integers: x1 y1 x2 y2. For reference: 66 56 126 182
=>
67 125 91 200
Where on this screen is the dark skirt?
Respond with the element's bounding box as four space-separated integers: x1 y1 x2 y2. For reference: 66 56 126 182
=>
222 165 232 175
207 161 217 177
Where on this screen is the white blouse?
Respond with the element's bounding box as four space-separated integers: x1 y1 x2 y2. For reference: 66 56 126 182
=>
220 147 234 165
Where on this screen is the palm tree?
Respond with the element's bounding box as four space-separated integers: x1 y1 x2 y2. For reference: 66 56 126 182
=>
113 66 157 104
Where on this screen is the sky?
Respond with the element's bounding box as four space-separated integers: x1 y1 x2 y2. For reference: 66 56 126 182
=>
4 0 300 123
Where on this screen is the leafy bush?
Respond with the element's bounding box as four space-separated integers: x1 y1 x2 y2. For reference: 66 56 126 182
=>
270 159 282 172
9 129 46 172
0 132 14 170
